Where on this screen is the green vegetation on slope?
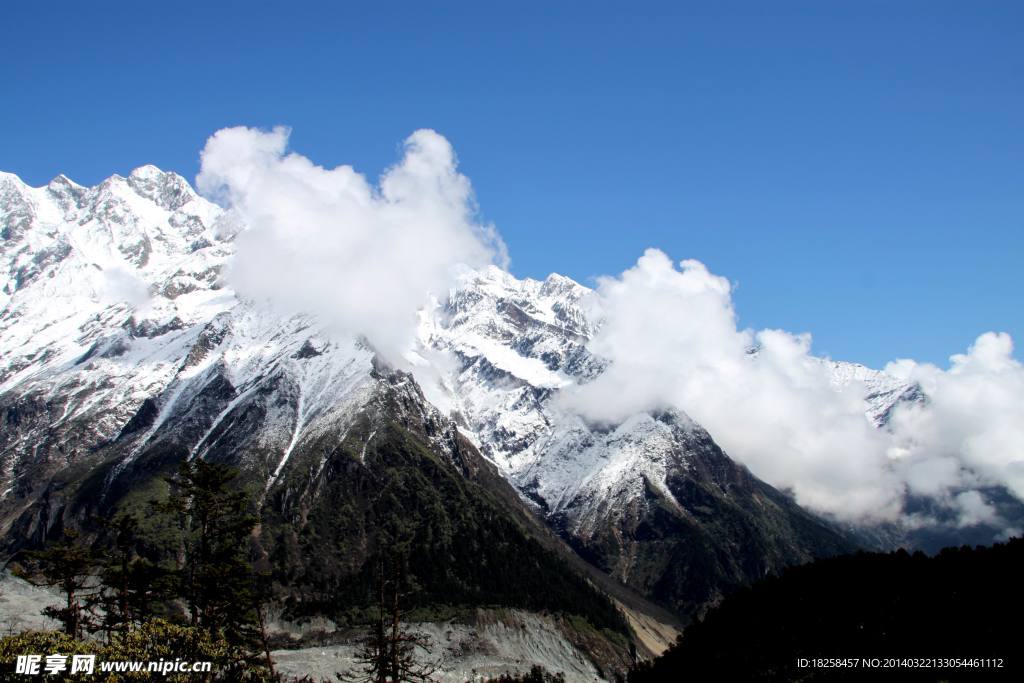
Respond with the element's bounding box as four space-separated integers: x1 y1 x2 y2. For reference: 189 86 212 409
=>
260 418 628 635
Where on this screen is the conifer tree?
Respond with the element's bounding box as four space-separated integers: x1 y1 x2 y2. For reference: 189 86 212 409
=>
91 513 173 637
20 530 97 639
344 522 435 683
158 459 265 671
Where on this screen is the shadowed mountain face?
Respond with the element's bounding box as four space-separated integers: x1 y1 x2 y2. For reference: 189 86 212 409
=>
1 167 864 626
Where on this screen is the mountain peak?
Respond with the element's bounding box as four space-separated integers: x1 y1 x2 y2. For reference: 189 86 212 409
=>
126 165 197 211
129 164 167 179
543 272 577 286
129 164 191 187
0 170 26 187
48 172 83 187
541 271 590 298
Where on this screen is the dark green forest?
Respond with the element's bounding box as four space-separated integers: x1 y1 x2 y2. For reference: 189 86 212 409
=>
256 419 626 634
630 538 1023 682
0 435 630 680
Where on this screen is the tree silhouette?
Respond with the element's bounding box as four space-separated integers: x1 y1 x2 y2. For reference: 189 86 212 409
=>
157 459 271 678
20 529 98 639
343 522 436 683
87 512 176 638
629 538 1024 682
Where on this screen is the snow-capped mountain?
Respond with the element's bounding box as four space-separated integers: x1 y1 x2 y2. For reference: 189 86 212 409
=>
419 267 924 517
0 165 464 510
412 266 896 608
4 166 924 621
822 358 924 427
1 167 654 662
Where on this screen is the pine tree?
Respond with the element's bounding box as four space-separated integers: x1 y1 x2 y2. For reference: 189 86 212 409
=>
342 515 436 683
91 513 173 637
20 530 98 639
109 514 136 634
158 459 266 675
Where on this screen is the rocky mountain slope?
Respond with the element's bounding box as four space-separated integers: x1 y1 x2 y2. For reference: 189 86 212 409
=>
0 166 902 628
416 267 865 615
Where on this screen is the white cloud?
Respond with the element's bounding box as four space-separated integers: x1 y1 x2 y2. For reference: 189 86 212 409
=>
196 126 506 362
885 332 1024 509
562 249 1024 530
193 126 1023 535
97 266 150 308
952 490 999 528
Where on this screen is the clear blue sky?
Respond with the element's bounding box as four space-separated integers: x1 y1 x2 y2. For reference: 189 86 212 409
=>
2 1 1021 368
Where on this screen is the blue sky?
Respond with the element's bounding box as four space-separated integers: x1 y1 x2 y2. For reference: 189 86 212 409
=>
2 1 1021 368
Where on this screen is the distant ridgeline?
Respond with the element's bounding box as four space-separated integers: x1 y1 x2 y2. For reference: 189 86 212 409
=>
630 538 1023 682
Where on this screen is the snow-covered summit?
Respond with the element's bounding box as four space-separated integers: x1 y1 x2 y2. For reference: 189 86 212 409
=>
0 167 231 396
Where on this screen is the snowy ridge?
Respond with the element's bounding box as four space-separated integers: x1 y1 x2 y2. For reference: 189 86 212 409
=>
415 266 919 539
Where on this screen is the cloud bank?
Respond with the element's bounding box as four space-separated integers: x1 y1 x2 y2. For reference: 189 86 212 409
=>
563 249 1024 530
194 126 1021 534
885 333 1024 521
196 126 506 362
